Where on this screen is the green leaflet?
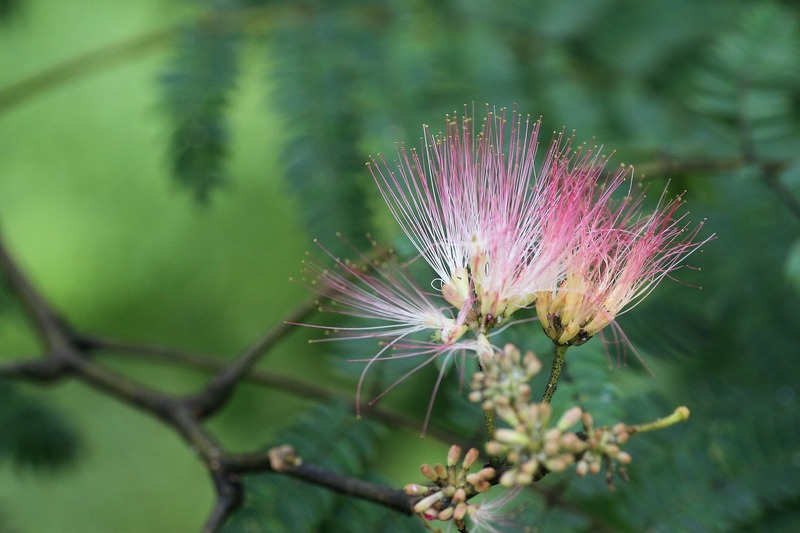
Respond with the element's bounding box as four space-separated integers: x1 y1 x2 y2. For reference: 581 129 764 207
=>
160 19 240 202
0 384 81 472
269 5 374 254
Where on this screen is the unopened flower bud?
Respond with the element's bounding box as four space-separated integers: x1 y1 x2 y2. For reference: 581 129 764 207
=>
414 491 444 513
582 412 594 430
462 447 480 469
437 506 455 521
447 445 462 467
557 406 583 431
485 441 504 456
453 501 469 521
545 456 570 472
500 470 516 487
403 484 428 496
268 444 301 471
420 463 438 482
543 439 560 457
516 471 533 485
494 428 529 446
524 351 542 375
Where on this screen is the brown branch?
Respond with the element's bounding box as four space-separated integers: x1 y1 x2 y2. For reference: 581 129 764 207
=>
0 231 419 532
287 462 415 514
224 451 414 514
0 233 70 348
76 333 471 446
182 298 318 418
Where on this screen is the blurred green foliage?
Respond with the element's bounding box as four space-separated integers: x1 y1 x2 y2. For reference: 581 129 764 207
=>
1 0 800 531
0 384 80 472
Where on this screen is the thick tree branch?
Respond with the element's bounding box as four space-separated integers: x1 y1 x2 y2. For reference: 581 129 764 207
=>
0 232 419 532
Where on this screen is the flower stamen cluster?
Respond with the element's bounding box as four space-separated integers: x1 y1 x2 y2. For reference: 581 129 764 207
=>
536 187 711 347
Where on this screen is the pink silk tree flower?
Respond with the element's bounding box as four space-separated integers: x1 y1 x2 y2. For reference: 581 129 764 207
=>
536 181 711 347
299 107 587 418
368 107 579 337
304 107 637 362
300 106 706 415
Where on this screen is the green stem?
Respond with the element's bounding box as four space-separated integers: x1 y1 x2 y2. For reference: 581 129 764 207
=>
542 344 569 404
484 408 496 441
629 406 691 434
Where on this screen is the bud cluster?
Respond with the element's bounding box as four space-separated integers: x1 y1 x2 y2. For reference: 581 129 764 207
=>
576 412 632 489
467 342 639 488
468 343 542 411
406 341 691 530
404 445 496 524
487 404 586 486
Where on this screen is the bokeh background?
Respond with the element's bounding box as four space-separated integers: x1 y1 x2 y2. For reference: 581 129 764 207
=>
1 0 799 531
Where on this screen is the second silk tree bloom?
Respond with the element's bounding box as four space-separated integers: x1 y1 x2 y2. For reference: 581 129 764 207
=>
535 182 709 347
304 106 708 388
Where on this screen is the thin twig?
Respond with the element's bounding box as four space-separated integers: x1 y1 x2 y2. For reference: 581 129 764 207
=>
183 297 318 417
0 233 69 348
0 30 171 114
76 333 470 446
636 154 799 224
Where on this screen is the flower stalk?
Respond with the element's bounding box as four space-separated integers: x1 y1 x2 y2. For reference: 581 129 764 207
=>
628 406 690 434
541 344 569 404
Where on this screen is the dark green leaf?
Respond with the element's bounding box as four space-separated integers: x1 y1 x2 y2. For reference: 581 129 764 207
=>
0 384 81 472
161 19 240 202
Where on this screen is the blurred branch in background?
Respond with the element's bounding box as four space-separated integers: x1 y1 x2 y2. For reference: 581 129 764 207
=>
0 230 418 531
637 155 800 222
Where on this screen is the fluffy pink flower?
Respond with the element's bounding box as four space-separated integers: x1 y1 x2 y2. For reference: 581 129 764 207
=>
368 107 579 333
299 105 709 408
300 107 589 414
536 180 712 347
